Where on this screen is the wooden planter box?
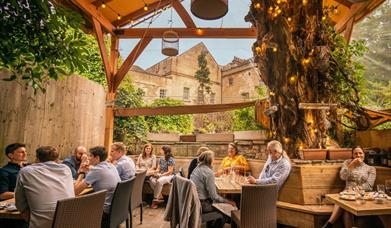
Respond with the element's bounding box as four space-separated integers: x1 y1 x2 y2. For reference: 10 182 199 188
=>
299 149 327 160
180 135 196 142
328 148 352 160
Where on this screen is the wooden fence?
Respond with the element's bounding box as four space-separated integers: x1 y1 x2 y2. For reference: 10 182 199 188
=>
0 74 106 165
356 129 391 149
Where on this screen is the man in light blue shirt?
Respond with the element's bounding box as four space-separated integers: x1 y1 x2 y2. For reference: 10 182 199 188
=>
247 140 291 192
110 142 135 180
74 146 121 214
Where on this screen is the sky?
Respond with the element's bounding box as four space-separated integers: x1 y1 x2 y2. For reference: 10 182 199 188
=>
118 0 255 69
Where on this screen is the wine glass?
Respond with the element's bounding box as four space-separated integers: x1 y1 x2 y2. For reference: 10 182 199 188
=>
385 179 391 196
377 184 385 194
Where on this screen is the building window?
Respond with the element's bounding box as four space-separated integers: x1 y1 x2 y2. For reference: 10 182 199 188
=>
160 89 167 98
183 87 190 100
197 89 203 103
241 92 249 100
229 78 233 86
210 93 216 104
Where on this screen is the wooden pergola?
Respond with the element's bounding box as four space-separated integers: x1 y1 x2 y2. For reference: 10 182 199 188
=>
62 0 385 149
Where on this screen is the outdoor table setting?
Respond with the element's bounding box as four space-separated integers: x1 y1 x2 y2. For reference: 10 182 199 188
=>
0 187 94 220
215 170 251 194
326 180 391 226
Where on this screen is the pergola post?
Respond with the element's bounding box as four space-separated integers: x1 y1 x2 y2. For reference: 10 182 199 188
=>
104 92 116 149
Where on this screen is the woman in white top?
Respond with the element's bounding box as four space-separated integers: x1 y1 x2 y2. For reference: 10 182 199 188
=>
136 143 157 178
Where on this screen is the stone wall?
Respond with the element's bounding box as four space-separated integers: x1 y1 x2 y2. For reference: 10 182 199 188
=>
128 130 269 160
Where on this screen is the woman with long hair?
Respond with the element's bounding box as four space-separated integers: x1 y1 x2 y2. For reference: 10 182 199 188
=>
136 143 157 178
149 145 176 209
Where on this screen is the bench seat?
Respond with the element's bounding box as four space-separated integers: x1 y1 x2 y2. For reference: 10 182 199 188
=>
277 201 334 228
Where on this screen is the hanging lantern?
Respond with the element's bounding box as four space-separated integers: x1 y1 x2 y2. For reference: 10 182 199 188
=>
162 30 179 56
191 0 228 20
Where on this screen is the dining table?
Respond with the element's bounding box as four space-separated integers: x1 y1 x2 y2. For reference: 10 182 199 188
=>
215 175 248 194
0 187 94 220
326 193 391 227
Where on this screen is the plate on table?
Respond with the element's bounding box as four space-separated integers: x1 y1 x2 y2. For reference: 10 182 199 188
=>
339 195 355 201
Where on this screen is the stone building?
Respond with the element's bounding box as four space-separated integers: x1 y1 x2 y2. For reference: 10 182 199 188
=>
130 42 264 104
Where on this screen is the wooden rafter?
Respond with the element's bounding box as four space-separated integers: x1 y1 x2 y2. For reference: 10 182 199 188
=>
113 0 174 27
335 0 385 33
71 0 115 34
91 0 114 7
172 0 196 28
92 18 112 89
333 0 353 7
113 37 153 90
344 17 354 42
110 35 119 89
118 28 257 39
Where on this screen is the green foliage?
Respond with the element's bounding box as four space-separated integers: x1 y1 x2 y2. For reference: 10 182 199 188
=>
113 76 147 144
194 51 211 103
194 112 234 133
0 0 105 90
233 107 263 131
145 98 193 133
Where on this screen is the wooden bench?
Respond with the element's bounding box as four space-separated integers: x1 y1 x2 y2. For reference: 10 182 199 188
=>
277 201 335 228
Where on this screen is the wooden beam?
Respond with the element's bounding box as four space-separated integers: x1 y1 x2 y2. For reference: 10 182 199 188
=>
104 92 115 150
118 28 257 39
110 35 119 88
71 0 115 34
91 0 114 7
334 0 353 8
113 0 173 27
113 37 152 91
172 0 196 28
343 17 354 43
92 18 112 89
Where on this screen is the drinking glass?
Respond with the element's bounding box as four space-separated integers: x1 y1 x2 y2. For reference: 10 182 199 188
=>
385 179 391 196
377 184 385 194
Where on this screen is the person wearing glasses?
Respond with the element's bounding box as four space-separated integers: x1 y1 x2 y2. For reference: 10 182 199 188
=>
246 140 291 192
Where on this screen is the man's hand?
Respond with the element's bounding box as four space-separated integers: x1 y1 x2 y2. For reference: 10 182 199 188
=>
227 200 236 207
246 176 257 184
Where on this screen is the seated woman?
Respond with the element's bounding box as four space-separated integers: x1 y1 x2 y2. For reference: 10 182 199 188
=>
215 143 250 176
149 145 175 209
187 146 209 179
136 143 157 179
322 146 376 228
191 150 236 228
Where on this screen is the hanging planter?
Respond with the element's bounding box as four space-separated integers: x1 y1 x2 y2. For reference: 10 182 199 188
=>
162 30 179 56
191 0 228 20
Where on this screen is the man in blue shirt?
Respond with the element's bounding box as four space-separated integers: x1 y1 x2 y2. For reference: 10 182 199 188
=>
63 146 87 179
0 143 27 200
110 142 135 180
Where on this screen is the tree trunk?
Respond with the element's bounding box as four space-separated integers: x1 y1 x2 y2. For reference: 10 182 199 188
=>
246 0 335 157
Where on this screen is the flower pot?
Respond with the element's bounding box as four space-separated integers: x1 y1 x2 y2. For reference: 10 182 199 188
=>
299 149 327 160
328 148 352 160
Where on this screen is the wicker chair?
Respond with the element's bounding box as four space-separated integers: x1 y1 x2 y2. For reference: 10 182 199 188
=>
130 170 147 227
231 184 277 228
51 190 107 228
106 177 136 228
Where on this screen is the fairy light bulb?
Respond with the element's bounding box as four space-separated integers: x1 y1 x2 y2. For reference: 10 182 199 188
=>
287 17 292 22
322 16 326 21
117 14 121 20
289 75 297 84
303 0 308 6
144 4 148 11
196 28 204 35
254 3 261 9
101 3 106 8
272 47 278 52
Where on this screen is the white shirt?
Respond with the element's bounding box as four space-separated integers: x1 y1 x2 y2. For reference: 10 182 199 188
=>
15 161 75 228
256 155 291 192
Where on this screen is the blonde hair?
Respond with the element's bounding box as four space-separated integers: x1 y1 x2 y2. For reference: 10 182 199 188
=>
196 146 209 156
198 150 214 168
267 140 291 163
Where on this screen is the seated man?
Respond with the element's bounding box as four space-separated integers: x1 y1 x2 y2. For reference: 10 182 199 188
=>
247 140 291 192
15 146 74 228
0 143 27 200
74 146 121 222
63 146 87 179
110 142 135 180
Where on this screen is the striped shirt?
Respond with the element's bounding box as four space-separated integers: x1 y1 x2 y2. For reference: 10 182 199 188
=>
256 155 291 192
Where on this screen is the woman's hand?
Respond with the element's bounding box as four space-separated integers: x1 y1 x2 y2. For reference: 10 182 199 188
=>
348 158 362 169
